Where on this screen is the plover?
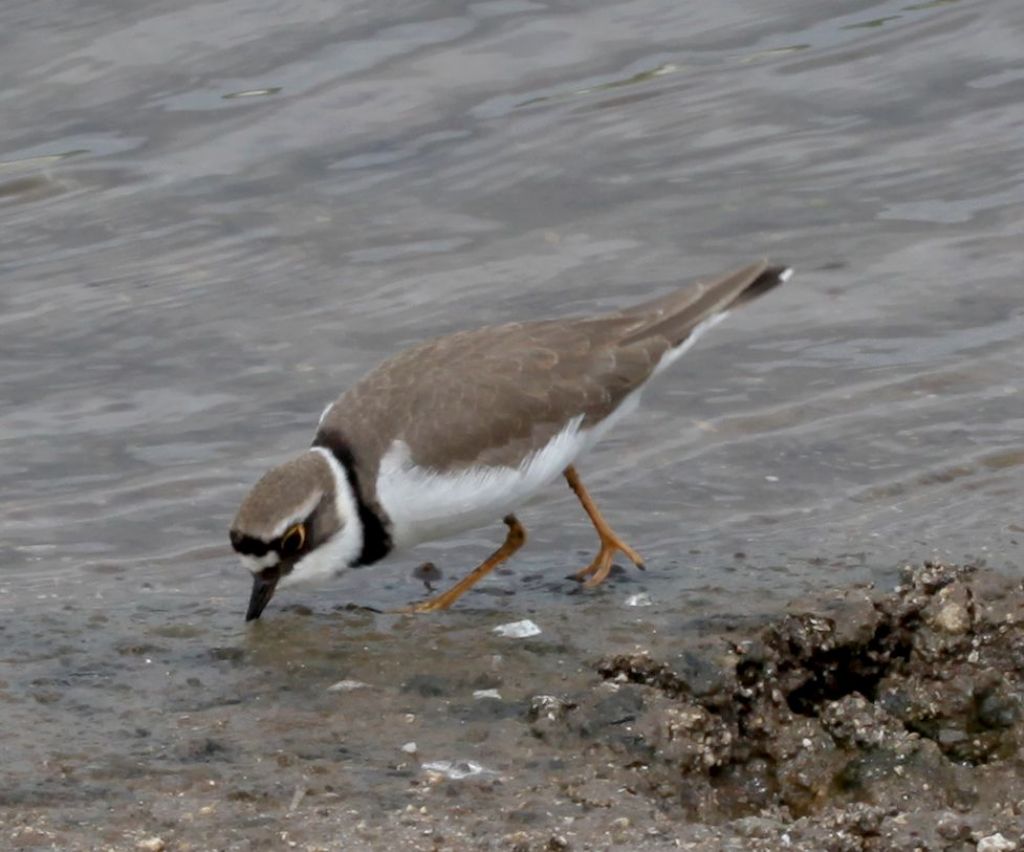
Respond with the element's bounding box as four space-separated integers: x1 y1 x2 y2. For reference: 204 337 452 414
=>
231 261 790 620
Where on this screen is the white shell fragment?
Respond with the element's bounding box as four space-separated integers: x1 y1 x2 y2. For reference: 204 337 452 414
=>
326 679 369 692
287 784 306 815
624 592 653 607
493 619 541 638
473 689 502 700
421 759 494 780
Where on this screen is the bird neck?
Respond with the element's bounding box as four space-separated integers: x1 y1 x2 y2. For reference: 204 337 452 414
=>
310 440 393 567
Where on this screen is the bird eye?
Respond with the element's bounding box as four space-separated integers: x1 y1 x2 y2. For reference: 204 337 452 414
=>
281 523 306 557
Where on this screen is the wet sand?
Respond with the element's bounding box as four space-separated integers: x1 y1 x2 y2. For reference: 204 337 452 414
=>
5 560 1023 850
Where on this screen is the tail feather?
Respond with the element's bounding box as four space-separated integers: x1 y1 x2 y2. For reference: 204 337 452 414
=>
734 265 792 307
619 261 790 348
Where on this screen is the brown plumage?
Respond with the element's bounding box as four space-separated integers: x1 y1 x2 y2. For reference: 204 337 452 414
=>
315 261 785 496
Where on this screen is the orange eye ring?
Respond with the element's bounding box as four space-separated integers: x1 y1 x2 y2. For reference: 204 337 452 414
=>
281 523 306 556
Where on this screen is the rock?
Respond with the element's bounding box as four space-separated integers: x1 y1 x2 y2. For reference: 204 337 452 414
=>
527 694 577 743
731 815 785 839
821 694 899 749
977 834 1017 852
924 581 972 635
137 839 165 852
936 812 971 841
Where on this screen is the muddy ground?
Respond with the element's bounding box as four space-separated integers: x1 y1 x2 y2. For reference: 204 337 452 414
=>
547 561 1024 851
5 560 1024 851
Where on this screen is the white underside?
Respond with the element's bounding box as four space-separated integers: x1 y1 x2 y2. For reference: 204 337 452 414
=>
376 414 601 552
375 312 725 551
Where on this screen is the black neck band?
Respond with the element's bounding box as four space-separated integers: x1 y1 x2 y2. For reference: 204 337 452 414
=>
313 435 392 567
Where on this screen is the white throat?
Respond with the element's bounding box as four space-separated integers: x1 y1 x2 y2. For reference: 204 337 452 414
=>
278 447 365 589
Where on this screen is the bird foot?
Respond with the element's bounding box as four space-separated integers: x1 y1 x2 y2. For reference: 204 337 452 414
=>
573 534 645 588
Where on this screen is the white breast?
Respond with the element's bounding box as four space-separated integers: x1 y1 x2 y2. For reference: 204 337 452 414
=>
375 387 645 550
374 418 577 550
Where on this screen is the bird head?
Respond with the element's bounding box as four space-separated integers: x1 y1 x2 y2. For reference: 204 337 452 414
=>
229 448 362 620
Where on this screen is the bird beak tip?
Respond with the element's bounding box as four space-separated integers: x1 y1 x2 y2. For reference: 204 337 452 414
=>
245 574 278 622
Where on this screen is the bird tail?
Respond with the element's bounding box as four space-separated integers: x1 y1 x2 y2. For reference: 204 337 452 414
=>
734 264 792 306
619 261 790 348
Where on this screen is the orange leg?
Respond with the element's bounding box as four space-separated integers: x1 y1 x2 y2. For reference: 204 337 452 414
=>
564 465 645 587
405 515 526 612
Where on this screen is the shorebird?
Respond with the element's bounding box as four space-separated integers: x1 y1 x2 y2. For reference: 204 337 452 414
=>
230 261 789 620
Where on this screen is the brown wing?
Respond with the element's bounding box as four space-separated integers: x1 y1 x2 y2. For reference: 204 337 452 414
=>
316 261 783 484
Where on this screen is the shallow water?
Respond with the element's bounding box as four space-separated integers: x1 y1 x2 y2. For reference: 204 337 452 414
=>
2 0 1022 846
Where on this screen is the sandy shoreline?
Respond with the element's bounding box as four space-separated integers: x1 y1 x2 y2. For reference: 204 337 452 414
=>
5 561 1023 851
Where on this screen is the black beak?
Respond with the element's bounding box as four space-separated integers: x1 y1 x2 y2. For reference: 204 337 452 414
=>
246 572 279 621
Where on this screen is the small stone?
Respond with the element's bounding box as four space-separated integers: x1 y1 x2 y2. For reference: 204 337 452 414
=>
413 562 442 590
936 813 969 841
401 742 418 755
137 839 165 852
977 834 1017 852
733 816 785 839
933 601 970 634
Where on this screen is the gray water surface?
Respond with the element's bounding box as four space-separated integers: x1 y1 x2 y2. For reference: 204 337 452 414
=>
2 0 1022 846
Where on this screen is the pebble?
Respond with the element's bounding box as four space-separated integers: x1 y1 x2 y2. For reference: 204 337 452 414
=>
936 813 969 841
401 742 418 755
977 834 1017 852
137 839 165 852
493 619 541 638
934 602 970 634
